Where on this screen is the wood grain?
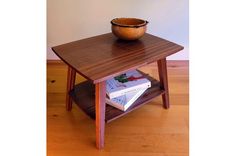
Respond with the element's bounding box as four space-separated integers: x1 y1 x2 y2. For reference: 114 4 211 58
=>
47 60 189 156
47 61 86 93
69 72 164 123
65 66 76 111
158 58 170 109
52 33 184 83
95 82 106 149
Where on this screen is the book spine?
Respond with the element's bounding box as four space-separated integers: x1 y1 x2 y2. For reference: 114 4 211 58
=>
105 99 125 111
123 89 147 111
107 81 151 99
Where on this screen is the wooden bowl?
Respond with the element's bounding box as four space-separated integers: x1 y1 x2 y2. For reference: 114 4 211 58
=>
111 18 148 40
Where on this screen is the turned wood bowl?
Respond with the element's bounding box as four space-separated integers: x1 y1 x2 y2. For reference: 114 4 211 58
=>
111 18 148 40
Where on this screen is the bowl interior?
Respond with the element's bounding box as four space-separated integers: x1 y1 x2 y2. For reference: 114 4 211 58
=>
112 18 146 27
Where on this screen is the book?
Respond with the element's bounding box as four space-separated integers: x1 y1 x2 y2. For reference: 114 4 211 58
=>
106 70 151 99
106 88 147 111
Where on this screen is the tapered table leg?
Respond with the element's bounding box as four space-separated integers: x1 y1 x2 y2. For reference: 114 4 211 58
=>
95 81 106 149
158 58 170 109
66 66 76 111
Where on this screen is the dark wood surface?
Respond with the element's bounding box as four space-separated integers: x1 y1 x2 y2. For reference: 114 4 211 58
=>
69 72 164 123
65 66 76 111
95 82 106 149
158 58 170 109
52 33 183 83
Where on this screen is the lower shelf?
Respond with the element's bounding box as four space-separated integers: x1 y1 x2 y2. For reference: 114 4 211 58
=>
70 72 164 123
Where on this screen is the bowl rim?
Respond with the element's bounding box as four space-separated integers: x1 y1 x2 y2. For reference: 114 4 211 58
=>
111 18 148 28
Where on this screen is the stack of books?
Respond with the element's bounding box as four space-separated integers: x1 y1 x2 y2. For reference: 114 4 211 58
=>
106 70 151 111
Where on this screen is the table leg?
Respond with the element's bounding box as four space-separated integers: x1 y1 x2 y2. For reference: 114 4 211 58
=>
95 81 106 149
158 58 170 109
66 66 76 111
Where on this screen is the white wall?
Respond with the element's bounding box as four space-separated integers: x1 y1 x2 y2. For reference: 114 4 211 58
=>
47 0 188 60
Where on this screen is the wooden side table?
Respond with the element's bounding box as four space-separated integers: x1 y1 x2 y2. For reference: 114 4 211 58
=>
52 33 183 149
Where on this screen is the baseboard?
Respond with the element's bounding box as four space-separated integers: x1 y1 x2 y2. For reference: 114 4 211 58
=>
47 59 64 65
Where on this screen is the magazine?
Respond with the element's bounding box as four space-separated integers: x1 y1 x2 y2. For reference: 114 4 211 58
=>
106 70 151 99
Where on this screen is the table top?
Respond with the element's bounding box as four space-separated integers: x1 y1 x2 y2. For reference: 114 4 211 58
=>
52 33 183 83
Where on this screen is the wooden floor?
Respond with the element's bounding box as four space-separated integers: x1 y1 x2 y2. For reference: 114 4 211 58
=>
47 60 189 156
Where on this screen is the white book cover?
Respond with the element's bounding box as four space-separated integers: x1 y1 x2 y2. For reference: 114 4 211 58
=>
106 88 147 111
106 70 151 99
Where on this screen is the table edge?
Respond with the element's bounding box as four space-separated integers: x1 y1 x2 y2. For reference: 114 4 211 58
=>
51 34 184 84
